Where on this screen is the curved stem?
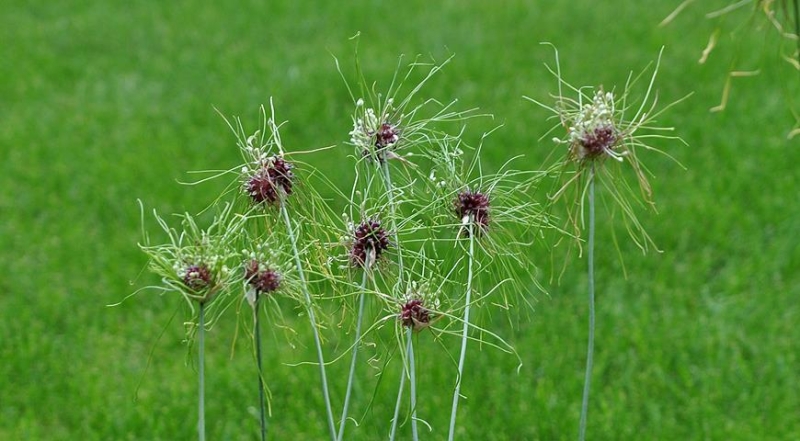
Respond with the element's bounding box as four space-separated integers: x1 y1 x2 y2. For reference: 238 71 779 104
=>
280 202 337 441
448 220 475 441
198 302 206 441
337 262 370 441
578 165 596 441
408 327 419 441
255 297 267 441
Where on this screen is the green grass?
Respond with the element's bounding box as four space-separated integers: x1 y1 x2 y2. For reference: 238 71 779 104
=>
1 0 798 439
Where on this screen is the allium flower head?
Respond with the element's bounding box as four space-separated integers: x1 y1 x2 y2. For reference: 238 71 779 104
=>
567 91 622 162
350 218 391 268
454 189 490 236
339 52 479 165
139 202 244 309
526 44 688 253
400 298 430 330
244 259 282 294
245 155 294 205
183 263 213 292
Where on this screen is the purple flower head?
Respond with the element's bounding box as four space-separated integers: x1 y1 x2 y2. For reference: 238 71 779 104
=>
245 156 294 205
183 264 213 292
576 124 618 160
454 190 490 236
400 299 431 330
244 259 281 294
349 219 391 268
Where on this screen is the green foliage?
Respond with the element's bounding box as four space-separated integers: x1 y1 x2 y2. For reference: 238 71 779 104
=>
1 1 799 440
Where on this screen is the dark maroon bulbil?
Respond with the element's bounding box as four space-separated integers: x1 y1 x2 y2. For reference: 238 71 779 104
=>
350 219 391 268
400 299 430 329
245 156 294 205
454 190 490 236
245 259 281 294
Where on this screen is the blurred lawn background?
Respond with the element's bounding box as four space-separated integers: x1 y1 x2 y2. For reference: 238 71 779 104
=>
1 1 799 440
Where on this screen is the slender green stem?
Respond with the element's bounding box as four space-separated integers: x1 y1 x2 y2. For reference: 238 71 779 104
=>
254 297 267 441
337 261 370 441
579 166 596 441
389 346 406 441
198 301 206 441
380 160 404 281
407 327 419 441
280 202 337 441
448 220 475 441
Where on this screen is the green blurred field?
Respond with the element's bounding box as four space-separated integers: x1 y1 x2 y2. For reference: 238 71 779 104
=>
2 1 799 440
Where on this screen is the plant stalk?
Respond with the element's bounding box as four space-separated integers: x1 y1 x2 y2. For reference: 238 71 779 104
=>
448 219 475 441
408 327 419 441
198 301 206 441
337 259 370 441
389 344 406 441
254 297 267 441
579 165 596 441
280 202 337 441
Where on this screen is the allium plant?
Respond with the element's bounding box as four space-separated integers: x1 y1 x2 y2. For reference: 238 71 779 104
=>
335 47 484 441
526 44 687 441
214 102 340 441
138 202 246 441
415 135 548 440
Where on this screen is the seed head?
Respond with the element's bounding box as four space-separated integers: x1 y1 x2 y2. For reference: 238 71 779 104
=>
576 124 618 159
454 190 490 236
400 298 430 330
244 259 281 294
183 263 213 292
350 219 391 268
245 156 294 205
375 122 400 148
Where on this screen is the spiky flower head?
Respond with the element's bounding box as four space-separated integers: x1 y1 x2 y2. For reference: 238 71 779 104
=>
567 91 622 162
350 218 391 268
244 259 282 294
183 263 213 292
525 44 688 253
245 155 294 205
349 100 401 163
454 190 490 236
400 298 430 330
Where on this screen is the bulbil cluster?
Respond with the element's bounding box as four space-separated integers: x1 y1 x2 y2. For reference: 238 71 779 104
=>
245 156 295 205
244 259 282 294
183 263 213 292
400 298 430 330
454 190 490 236
349 219 391 268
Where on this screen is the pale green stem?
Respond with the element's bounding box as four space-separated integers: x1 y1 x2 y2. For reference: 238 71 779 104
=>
448 219 475 441
280 202 336 441
389 348 406 441
408 327 419 441
380 160 404 280
254 297 267 441
579 165 596 441
336 260 370 441
198 301 206 441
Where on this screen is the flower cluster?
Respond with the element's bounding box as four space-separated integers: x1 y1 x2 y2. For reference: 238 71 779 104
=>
566 91 622 162
244 259 282 294
349 219 391 268
400 298 430 330
183 263 213 292
454 190 490 236
245 155 295 205
349 99 400 163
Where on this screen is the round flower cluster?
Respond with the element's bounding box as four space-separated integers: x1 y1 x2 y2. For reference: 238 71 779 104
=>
400 298 430 329
350 219 391 268
183 264 213 291
454 190 490 236
567 91 622 162
244 259 281 294
245 156 294 205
